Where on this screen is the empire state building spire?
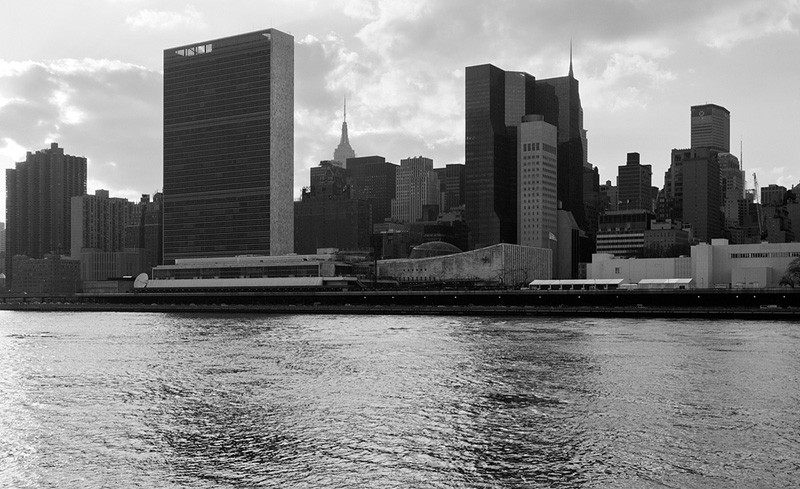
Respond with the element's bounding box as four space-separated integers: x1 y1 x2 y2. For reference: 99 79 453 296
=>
333 96 355 167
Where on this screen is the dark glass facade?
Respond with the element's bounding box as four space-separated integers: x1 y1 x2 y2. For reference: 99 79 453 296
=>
534 75 586 228
347 156 397 225
465 65 534 249
163 29 293 263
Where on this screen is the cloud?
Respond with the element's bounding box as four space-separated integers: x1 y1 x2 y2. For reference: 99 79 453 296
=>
0 58 162 218
700 0 800 48
125 6 206 30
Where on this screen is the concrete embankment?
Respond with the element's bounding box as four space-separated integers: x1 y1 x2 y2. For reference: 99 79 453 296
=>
1 290 799 320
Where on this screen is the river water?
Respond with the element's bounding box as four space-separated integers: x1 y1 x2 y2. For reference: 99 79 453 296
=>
0 312 798 488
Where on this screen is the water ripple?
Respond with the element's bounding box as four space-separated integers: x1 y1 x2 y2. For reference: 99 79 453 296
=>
0 312 798 487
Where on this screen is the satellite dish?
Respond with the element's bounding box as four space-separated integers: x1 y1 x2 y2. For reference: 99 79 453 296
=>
134 273 149 289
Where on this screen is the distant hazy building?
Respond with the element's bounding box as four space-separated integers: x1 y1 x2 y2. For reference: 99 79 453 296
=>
5 143 87 287
163 29 294 262
517 115 558 252
391 156 439 223
691 104 730 152
617 152 653 211
333 99 356 167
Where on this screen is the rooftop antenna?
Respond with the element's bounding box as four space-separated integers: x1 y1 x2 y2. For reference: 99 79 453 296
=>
569 38 574 77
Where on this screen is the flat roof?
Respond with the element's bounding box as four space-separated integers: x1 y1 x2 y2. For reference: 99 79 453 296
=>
529 279 626 286
638 278 694 284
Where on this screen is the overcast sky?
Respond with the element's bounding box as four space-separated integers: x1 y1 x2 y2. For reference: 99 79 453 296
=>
2 0 799 220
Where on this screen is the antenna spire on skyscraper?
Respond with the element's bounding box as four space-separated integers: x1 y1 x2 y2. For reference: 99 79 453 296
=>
334 94 355 166
569 39 574 78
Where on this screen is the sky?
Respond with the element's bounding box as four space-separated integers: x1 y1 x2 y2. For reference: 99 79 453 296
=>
1 0 799 220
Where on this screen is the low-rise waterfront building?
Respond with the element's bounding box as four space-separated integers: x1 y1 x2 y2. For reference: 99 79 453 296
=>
588 239 800 288
377 243 551 287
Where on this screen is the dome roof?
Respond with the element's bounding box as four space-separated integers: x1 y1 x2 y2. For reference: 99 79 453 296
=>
408 241 462 259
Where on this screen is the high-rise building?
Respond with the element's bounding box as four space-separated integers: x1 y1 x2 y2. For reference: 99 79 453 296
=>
71 190 135 258
681 147 723 243
465 64 535 249
70 190 159 282
434 164 466 213
600 180 618 213
125 193 164 272
333 98 355 167
5 143 87 286
391 156 439 223
583 162 601 251
762 184 788 206
294 161 371 254
617 152 653 211
691 104 730 152
534 55 587 229
517 115 558 251
348 156 398 226
163 29 294 263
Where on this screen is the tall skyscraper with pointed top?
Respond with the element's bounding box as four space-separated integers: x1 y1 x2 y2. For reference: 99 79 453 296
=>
465 46 587 251
534 46 587 230
163 29 294 262
333 97 356 167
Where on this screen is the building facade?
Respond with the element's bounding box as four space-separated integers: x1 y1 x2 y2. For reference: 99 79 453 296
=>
332 99 355 166
163 29 294 262
5 143 87 287
690 104 730 152
681 148 723 243
517 115 558 251
434 164 466 213
465 64 534 249
294 161 371 254
534 60 587 230
378 243 551 287
391 156 439 224
617 152 653 211
348 156 398 226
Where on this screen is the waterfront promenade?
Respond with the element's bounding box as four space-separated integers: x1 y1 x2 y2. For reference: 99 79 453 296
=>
2 288 798 319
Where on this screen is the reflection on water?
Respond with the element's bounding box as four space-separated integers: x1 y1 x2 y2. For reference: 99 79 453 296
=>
1 312 799 488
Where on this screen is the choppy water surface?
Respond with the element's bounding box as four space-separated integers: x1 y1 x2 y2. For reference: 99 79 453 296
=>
1 312 798 488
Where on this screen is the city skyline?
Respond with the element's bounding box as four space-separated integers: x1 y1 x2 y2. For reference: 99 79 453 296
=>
1 0 799 221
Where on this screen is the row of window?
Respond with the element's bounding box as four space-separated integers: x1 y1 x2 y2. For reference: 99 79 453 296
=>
730 252 800 259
